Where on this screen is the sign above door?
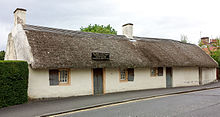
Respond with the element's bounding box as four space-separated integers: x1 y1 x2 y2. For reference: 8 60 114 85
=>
92 52 110 61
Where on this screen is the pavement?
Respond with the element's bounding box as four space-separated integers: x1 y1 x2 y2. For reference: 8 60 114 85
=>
0 81 220 117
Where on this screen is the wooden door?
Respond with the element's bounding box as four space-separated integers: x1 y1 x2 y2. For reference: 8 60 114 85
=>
199 67 202 85
166 67 172 88
93 68 103 95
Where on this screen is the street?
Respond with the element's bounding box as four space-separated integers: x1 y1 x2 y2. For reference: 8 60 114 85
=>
56 88 220 117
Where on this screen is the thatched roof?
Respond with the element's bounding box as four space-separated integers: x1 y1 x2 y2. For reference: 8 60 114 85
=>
23 24 218 69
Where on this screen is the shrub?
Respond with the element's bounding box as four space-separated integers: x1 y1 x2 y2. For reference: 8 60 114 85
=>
0 61 28 108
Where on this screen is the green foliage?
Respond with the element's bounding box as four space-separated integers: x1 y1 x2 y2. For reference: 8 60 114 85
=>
0 50 5 60
0 61 28 108
198 38 220 67
206 38 220 67
198 40 204 47
80 24 117 35
210 49 220 67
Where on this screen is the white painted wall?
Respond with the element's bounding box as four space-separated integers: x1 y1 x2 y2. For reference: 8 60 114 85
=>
202 67 216 84
5 24 34 64
28 67 217 98
172 67 199 87
5 33 16 60
28 67 93 99
105 68 166 93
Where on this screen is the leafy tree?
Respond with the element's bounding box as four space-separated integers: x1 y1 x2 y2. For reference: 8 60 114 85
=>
199 38 220 67
209 39 220 67
211 49 220 67
0 50 5 60
180 34 188 43
80 24 117 35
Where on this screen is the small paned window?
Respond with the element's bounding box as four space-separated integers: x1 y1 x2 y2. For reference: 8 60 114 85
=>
59 70 68 83
150 67 163 77
151 68 157 76
120 69 126 81
49 69 70 86
120 68 134 82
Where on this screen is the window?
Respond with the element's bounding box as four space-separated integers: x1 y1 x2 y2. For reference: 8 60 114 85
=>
120 69 127 81
120 68 134 82
127 68 134 81
49 69 70 86
158 67 163 76
150 67 163 77
59 70 68 83
151 68 157 76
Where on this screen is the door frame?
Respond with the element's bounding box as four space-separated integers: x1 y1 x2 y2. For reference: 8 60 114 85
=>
166 67 173 88
91 68 106 95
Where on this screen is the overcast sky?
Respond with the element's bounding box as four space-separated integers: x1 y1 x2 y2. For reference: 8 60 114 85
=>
1 0 220 50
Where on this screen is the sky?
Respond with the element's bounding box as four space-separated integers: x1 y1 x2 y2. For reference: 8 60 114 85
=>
0 0 220 50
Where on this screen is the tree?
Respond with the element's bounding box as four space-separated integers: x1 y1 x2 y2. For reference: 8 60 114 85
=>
0 50 5 60
80 24 117 35
180 34 188 43
209 39 220 67
211 49 220 67
199 38 220 67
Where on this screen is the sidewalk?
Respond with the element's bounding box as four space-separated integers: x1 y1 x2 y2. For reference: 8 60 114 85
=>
0 82 220 117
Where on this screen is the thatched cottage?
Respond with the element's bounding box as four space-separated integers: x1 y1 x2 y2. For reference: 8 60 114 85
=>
5 8 218 99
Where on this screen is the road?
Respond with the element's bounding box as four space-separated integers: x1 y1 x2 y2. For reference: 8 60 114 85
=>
55 88 220 117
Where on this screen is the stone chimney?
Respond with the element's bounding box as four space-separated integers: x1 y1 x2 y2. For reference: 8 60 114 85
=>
14 8 26 26
122 23 133 38
201 37 209 45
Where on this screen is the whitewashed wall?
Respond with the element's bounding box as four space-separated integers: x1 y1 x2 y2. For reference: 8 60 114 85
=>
172 67 199 87
105 68 166 93
5 24 34 63
201 67 216 84
28 67 217 98
28 67 93 99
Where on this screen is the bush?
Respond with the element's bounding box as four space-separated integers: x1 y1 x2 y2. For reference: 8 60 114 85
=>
0 61 28 108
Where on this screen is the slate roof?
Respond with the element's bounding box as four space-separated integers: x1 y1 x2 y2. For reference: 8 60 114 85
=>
23 24 218 69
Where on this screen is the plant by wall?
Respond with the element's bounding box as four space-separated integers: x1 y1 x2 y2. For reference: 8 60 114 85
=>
0 61 28 108
0 50 5 60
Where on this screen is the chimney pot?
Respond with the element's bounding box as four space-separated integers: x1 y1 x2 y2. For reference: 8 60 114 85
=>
201 37 209 45
122 23 133 38
14 8 27 26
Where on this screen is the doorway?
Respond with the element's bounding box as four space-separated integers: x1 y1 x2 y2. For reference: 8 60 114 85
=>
93 68 103 95
166 67 172 88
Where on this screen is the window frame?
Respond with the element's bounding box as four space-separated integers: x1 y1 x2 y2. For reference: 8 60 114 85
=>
150 67 157 77
119 69 128 82
58 69 70 85
49 69 71 86
119 68 134 82
150 67 163 77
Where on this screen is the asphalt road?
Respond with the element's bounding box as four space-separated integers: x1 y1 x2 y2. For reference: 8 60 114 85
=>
57 88 220 117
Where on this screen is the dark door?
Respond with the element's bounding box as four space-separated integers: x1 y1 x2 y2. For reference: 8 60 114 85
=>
166 67 172 88
199 67 202 85
93 68 103 95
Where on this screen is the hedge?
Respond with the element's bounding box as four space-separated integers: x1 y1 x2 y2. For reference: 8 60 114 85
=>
0 61 28 108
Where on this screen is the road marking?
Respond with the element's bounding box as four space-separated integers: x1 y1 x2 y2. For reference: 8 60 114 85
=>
45 87 220 117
